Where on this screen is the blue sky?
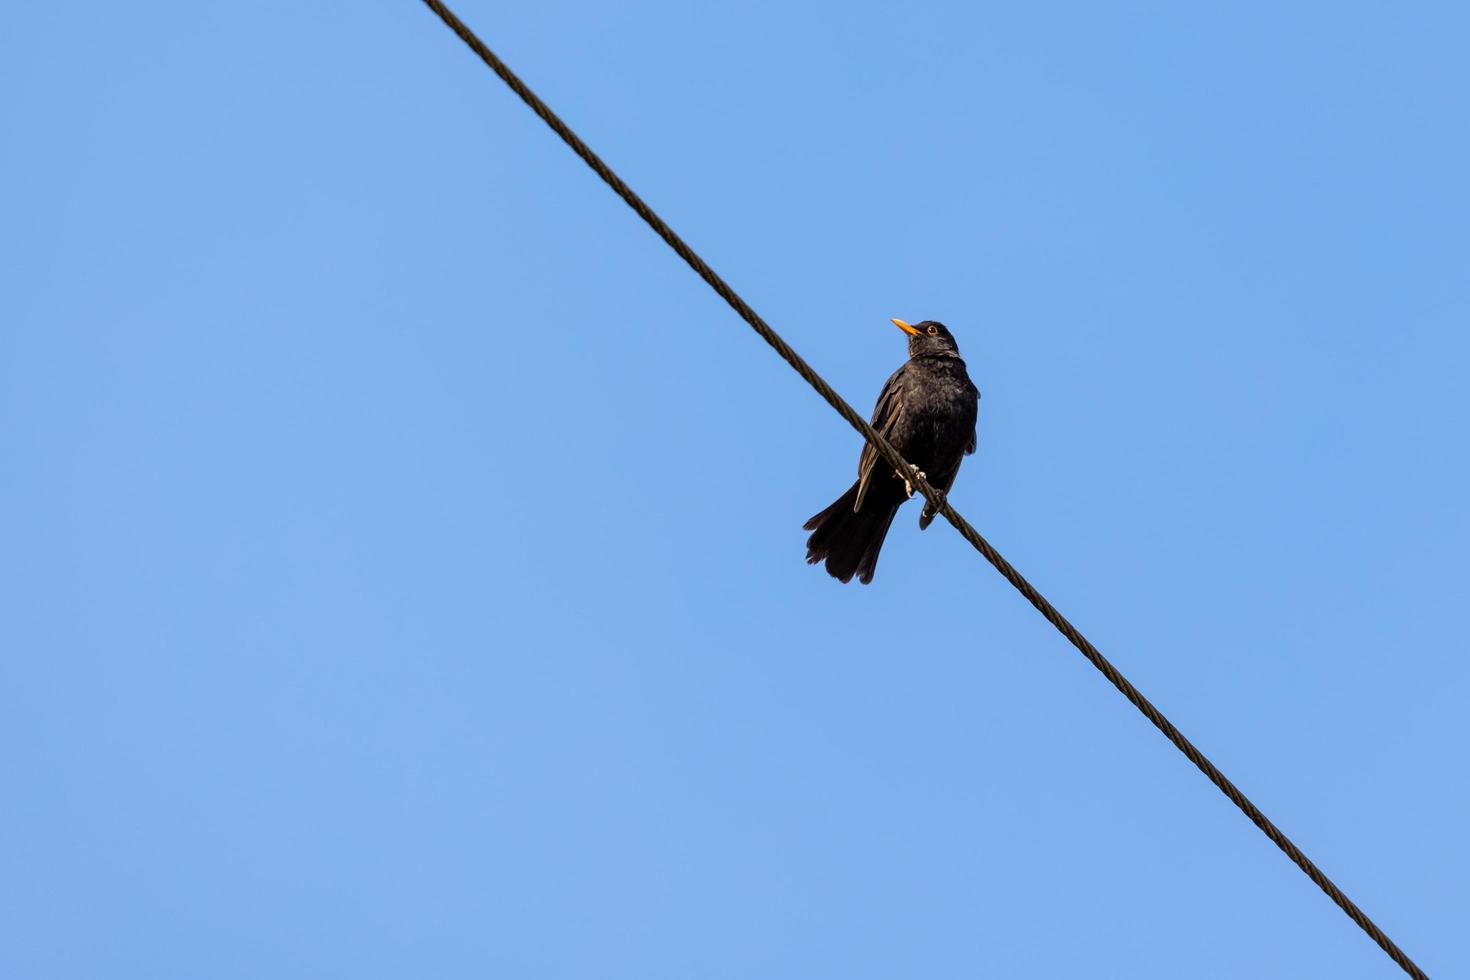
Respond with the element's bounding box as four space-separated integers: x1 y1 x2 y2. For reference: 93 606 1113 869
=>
3 2 1466 977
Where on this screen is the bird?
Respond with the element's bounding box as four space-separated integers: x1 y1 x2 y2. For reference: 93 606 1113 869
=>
804 318 979 584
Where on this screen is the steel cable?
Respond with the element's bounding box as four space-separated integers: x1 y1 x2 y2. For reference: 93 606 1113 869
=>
416 3 1430 976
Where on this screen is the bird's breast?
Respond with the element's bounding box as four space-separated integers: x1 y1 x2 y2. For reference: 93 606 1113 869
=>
890 359 977 467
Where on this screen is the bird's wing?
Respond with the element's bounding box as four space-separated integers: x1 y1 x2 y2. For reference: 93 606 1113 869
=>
854 367 907 511
965 382 980 455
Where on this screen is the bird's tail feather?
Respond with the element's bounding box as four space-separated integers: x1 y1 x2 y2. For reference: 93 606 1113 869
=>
804 481 900 584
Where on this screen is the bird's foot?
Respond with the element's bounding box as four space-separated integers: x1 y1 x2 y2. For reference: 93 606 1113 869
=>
902 465 927 498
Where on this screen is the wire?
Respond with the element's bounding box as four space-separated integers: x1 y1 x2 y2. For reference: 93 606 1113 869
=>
415 3 1431 977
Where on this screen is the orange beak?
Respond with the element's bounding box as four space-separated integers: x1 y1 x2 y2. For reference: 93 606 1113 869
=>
891 317 921 336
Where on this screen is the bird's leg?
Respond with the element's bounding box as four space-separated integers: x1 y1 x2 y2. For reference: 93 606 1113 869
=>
901 465 928 498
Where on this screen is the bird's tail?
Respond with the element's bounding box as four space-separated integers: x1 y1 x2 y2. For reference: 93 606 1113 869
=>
803 481 900 585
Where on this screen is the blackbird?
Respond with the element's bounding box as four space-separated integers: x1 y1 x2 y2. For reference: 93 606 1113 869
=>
804 318 979 584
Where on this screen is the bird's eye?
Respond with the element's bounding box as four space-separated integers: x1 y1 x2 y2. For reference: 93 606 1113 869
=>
927 325 938 336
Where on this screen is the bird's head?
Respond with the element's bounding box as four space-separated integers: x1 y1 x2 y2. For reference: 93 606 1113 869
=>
891 318 961 358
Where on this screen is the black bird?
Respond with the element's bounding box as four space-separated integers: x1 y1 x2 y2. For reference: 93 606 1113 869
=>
804 318 979 584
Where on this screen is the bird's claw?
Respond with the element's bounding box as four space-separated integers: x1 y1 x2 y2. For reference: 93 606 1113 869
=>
902 465 927 499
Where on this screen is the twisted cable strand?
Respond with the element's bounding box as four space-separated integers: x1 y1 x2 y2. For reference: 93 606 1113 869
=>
417 4 1429 976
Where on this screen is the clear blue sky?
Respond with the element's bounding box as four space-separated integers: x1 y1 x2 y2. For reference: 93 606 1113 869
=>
3 2 1466 977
